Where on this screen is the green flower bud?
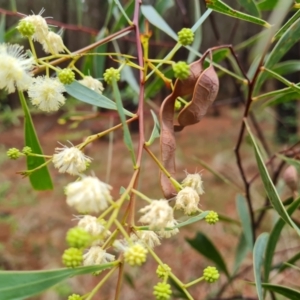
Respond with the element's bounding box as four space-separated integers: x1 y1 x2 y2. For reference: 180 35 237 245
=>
17 19 36 37
177 28 194 46
124 244 148 266
62 248 83 268
174 99 182 111
173 61 190 80
58 68 75 85
68 294 82 300
103 67 120 85
22 146 32 155
153 282 172 300
205 211 219 225
66 227 92 249
203 266 220 283
7 148 21 160
156 264 171 279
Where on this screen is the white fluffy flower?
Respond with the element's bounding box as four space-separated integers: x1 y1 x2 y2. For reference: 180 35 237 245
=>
0 43 34 93
22 10 49 43
139 200 174 230
157 220 179 238
175 187 200 214
42 31 65 54
65 176 112 213
53 144 91 175
28 76 66 112
182 173 204 195
131 231 161 248
78 76 104 94
78 215 111 244
83 246 115 266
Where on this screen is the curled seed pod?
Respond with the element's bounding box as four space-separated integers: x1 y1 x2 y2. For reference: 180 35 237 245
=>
283 165 298 195
175 61 219 131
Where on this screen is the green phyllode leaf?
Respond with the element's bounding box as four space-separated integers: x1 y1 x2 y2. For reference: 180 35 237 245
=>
206 0 270 27
18 91 53 190
253 232 269 300
145 110 160 146
236 0 260 18
261 283 300 300
112 80 136 165
65 81 134 117
254 14 300 95
0 264 115 300
141 5 177 40
264 197 300 283
186 232 230 278
245 120 300 236
236 194 253 250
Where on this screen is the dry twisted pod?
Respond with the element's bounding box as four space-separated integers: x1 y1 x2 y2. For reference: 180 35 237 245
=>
159 52 219 198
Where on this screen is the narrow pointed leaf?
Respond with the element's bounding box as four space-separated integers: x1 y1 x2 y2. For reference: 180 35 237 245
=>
257 0 280 10
146 110 161 146
186 232 230 278
138 211 209 231
233 233 249 273
253 232 269 300
141 5 177 40
272 60 300 76
245 121 300 236
0 14 5 43
0 264 115 300
206 0 270 27
261 283 300 300
237 0 260 18
264 197 300 282
19 91 53 190
65 81 134 117
112 80 136 165
278 252 300 273
273 10 300 40
276 154 300 172
236 194 253 250
254 15 300 94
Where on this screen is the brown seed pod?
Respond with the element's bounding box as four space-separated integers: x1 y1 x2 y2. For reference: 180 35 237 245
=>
159 52 219 198
283 165 298 195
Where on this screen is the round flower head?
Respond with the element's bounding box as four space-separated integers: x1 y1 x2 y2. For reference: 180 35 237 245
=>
175 187 200 215
103 67 120 84
22 9 49 43
156 220 179 239
42 31 65 54
78 215 111 243
173 61 190 80
7 148 21 160
0 43 34 93
52 144 91 175
177 28 194 46
131 231 161 249
139 200 174 230
17 19 35 37
83 246 115 266
153 282 172 300
28 76 66 112
79 76 104 94
65 176 112 213
203 266 220 283
62 247 83 268
182 172 204 195
124 243 148 266
156 264 171 279
205 211 219 225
